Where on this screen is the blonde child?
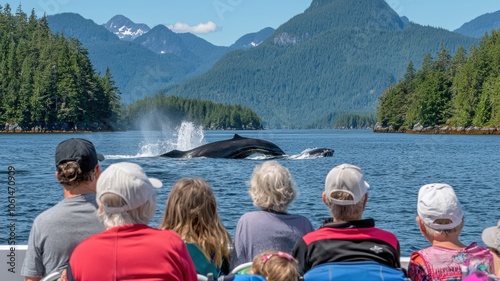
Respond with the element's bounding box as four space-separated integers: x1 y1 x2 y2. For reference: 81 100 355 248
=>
159 178 232 278
250 251 300 281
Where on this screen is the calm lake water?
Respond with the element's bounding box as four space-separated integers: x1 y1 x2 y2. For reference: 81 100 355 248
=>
1 127 499 258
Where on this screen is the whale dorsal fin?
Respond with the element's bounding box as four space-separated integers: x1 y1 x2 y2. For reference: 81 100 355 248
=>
232 134 244 140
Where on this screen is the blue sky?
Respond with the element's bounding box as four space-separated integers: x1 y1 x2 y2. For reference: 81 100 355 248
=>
2 0 500 46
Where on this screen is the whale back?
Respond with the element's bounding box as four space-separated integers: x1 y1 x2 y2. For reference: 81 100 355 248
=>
159 134 286 159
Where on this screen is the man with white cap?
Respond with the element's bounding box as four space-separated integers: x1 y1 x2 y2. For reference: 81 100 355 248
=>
292 163 401 275
22 138 105 281
64 162 197 281
464 220 500 280
408 183 493 281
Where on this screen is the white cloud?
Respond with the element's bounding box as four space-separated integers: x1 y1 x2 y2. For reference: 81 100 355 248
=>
166 21 218 34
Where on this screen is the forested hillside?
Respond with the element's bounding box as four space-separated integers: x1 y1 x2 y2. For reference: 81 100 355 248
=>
455 10 500 38
126 95 263 130
46 13 195 104
0 5 121 131
161 0 478 128
377 30 500 131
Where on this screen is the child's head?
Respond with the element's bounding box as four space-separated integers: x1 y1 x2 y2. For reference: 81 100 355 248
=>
251 251 299 281
417 183 464 237
159 178 231 266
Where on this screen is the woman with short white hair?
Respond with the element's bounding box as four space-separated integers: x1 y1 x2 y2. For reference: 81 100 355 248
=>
231 160 314 268
63 162 197 281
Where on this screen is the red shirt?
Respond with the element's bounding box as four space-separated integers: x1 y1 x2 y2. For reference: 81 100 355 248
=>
69 224 197 281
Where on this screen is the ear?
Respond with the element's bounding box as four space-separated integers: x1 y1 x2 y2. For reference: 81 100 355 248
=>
55 171 60 181
362 194 368 209
416 216 429 238
95 165 101 179
322 192 329 206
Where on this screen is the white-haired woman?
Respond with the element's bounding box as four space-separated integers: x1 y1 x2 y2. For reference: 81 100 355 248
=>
63 162 197 281
231 160 314 268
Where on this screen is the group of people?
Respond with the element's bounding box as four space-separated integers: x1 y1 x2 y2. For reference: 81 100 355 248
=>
20 138 500 281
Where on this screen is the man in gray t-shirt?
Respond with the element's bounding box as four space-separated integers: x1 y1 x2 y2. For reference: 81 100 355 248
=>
21 138 105 281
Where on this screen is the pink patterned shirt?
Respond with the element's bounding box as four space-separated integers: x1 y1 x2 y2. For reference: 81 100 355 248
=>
408 242 493 281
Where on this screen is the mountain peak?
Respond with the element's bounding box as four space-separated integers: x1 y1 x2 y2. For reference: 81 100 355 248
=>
104 15 151 41
454 10 500 38
271 0 404 47
231 27 275 49
133 25 186 55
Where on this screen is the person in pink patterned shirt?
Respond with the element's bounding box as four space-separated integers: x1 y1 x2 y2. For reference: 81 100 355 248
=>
463 220 500 281
408 183 493 281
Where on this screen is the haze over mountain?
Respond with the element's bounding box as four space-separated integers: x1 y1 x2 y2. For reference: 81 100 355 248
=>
46 14 270 103
455 10 500 38
45 1 500 128
230 27 275 49
161 0 478 128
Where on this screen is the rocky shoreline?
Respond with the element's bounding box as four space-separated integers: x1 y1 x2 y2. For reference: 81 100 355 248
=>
373 123 500 135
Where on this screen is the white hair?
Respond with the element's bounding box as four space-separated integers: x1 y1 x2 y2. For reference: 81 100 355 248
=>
97 193 156 228
248 161 296 212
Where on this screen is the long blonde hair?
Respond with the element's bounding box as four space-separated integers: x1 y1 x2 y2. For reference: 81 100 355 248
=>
159 178 231 266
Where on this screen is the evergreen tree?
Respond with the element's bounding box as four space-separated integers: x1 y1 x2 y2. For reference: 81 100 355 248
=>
0 6 121 131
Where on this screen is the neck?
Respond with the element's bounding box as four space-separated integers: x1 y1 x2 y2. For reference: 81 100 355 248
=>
332 216 361 223
429 235 466 249
63 181 96 198
494 255 500 277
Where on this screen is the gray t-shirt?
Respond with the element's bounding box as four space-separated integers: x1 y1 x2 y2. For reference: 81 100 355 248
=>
231 210 314 268
21 193 104 277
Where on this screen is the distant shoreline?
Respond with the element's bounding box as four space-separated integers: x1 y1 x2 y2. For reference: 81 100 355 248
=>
373 124 500 135
0 130 104 134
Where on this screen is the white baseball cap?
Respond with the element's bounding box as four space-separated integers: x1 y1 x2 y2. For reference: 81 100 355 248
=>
97 162 162 214
417 183 463 230
482 220 500 252
325 164 370 205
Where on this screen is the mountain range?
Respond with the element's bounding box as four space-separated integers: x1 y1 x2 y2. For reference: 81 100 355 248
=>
46 0 500 128
46 13 273 103
455 10 500 38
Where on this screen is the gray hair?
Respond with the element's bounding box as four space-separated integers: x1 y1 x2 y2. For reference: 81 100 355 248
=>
97 193 156 228
248 161 296 212
327 191 366 221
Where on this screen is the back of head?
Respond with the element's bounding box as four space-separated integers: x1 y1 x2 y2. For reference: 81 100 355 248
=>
251 251 299 281
248 161 296 212
417 183 464 234
324 163 369 221
96 162 162 228
481 220 500 255
161 178 218 237
160 178 231 266
55 138 104 188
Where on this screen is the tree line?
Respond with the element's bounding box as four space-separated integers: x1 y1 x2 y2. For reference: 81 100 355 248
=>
0 4 121 131
377 30 500 130
125 94 263 130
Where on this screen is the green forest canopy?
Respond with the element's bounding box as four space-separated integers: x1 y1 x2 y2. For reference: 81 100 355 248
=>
377 30 500 130
0 4 121 131
125 94 263 130
0 4 263 131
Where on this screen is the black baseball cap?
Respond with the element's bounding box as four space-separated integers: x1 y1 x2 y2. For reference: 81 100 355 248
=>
55 138 104 173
